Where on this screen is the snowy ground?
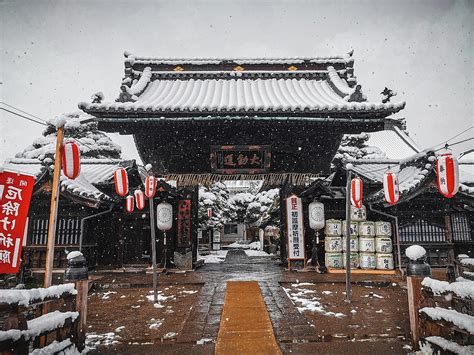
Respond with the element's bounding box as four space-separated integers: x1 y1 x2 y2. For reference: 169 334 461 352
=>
198 250 228 264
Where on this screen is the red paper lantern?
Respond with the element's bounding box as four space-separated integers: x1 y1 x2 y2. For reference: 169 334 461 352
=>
144 175 157 199
125 195 134 213
207 208 212 218
114 168 128 197
350 177 363 208
61 141 81 180
436 153 459 198
134 190 145 210
383 171 400 205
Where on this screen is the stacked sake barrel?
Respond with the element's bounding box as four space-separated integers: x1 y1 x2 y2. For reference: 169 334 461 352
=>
375 221 394 270
324 219 343 269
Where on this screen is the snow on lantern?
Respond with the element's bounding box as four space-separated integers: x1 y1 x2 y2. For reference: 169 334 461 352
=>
383 171 400 205
436 153 459 198
144 175 157 199
350 177 363 208
308 201 325 230
134 190 145 210
61 141 81 179
125 195 134 213
114 167 128 197
157 202 173 231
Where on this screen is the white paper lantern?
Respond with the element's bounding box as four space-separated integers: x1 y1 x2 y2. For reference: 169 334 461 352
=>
156 202 173 231
308 201 325 230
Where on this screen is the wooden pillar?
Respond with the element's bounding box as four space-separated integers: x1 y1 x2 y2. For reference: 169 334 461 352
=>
74 279 88 350
279 183 288 263
407 276 423 349
445 214 455 265
191 186 199 265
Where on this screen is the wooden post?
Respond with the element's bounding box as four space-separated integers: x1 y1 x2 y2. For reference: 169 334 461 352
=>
43 125 64 287
149 198 158 303
344 168 351 303
74 279 89 350
407 276 423 348
445 215 455 265
40 125 64 347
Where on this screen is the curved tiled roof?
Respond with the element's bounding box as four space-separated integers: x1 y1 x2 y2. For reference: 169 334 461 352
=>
79 53 405 118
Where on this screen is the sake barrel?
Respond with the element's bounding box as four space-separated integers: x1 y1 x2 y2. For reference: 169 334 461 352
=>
342 252 359 269
325 252 343 269
376 253 394 270
359 237 375 252
342 221 359 237
325 237 342 252
359 253 376 269
325 219 342 236
375 221 392 236
342 236 359 252
359 221 375 237
375 237 393 253
350 205 367 222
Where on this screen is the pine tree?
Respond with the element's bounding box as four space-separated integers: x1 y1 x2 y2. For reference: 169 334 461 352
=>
15 111 121 161
333 133 386 163
198 182 231 230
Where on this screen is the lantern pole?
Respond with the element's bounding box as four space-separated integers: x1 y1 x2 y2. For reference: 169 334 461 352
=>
149 197 158 303
345 164 352 303
44 125 64 288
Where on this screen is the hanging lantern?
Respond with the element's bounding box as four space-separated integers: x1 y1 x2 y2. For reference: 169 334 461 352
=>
308 201 325 230
350 177 363 208
436 153 459 198
383 171 400 205
61 141 81 180
157 202 173 231
125 195 134 213
114 167 128 197
144 175 157 199
207 208 213 218
134 190 145 210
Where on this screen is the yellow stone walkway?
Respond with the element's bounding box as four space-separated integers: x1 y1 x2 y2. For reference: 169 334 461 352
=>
215 281 282 355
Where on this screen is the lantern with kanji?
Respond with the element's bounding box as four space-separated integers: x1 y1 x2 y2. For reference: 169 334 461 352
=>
157 202 173 231
383 171 400 205
134 190 145 210
436 153 459 198
308 201 325 230
350 177 363 208
61 141 81 180
114 167 128 197
125 195 134 213
144 175 157 199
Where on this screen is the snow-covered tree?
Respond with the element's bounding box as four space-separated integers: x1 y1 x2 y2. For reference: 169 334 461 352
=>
227 192 255 225
198 182 231 230
245 189 279 226
15 111 121 161
333 133 386 163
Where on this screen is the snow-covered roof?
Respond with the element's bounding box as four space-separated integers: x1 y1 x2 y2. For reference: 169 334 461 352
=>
79 52 405 119
365 127 420 159
0 158 132 204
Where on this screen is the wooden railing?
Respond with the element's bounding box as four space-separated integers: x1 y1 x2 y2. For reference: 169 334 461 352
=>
407 271 474 352
0 284 84 354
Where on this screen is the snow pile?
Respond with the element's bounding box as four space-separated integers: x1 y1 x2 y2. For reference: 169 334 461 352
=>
422 277 474 299
227 240 262 250
419 307 474 334
461 258 474 266
0 329 22 342
244 249 270 257
67 251 83 260
405 245 426 261
86 332 120 346
283 287 344 318
24 311 79 340
146 290 176 308
0 284 77 306
30 339 79 355
48 115 67 129
147 318 163 330
197 250 227 263
425 336 474 355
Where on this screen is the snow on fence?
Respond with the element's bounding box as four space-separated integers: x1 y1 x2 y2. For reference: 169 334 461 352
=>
407 274 474 353
0 284 82 354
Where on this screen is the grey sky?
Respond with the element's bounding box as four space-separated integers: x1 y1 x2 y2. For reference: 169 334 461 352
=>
1 0 472 162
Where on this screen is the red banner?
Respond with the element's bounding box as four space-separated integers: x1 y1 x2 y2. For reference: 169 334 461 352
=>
177 200 191 247
0 170 35 274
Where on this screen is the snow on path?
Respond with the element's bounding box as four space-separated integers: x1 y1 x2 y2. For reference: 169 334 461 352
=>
283 287 344 318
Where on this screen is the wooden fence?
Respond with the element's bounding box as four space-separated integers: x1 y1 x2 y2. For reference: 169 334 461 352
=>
0 283 86 354
406 263 474 353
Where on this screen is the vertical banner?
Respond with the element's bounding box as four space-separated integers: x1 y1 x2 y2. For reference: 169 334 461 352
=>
177 200 191 247
286 194 305 261
0 170 35 274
